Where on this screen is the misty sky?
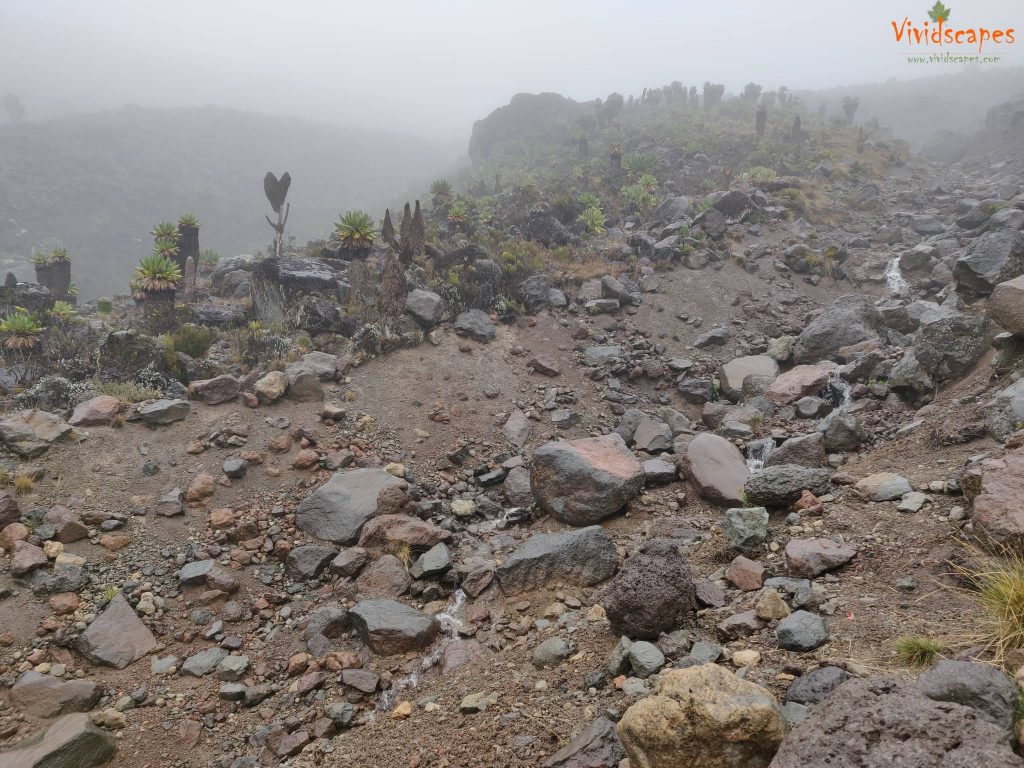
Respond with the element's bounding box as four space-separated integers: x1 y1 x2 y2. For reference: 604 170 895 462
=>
2 0 1020 138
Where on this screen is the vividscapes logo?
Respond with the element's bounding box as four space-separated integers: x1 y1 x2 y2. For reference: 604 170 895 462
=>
892 2 1015 54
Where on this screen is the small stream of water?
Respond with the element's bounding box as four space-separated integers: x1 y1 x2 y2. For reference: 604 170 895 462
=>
884 257 909 297
375 589 467 712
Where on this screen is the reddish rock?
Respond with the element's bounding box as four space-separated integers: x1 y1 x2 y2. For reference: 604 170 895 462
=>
765 362 838 405
725 555 765 591
0 522 30 550
99 533 130 552
357 514 452 550
68 395 121 427
10 540 48 575
292 449 320 470
355 554 412 597
49 592 80 615
972 446 1024 545
793 490 823 515
785 538 857 578
267 435 293 454
185 472 216 504
528 355 562 377
208 508 235 530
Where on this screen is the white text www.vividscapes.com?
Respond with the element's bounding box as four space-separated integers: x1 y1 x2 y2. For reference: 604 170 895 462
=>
906 52 1004 63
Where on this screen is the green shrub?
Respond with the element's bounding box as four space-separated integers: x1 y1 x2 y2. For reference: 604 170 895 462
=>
93 380 162 403
96 297 113 314
172 324 213 358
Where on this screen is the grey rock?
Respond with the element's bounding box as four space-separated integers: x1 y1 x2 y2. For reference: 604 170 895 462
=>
724 507 769 549
744 465 832 507
349 599 439 655
776 610 829 651
410 542 451 579
135 399 190 426
786 666 850 704
817 411 865 452
76 594 157 669
533 637 571 667
454 309 496 342
178 558 215 586
539 716 625 768
404 289 444 327
627 641 665 678
496 526 618 595
286 545 337 579
10 671 101 718
915 311 990 380
916 660 1017 731
764 432 826 468
295 469 405 544
180 647 229 677
0 713 116 768
953 229 1024 295
792 295 883 364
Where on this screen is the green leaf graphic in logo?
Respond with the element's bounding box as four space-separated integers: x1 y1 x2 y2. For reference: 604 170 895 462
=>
928 1 951 23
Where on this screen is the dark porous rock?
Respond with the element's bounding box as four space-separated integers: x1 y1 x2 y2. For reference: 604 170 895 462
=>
76 593 158 669
744 465 832 507
785 666 850 704
517 274 552 314
453 309 497 342
295 469 405 544
496 526 618 595
915 660 1017 731
348 598 439 655
792 294 884 364
530 434 643 525
602 539 696 640
541 716 625 768
770 676 1023 768
0 713 116 768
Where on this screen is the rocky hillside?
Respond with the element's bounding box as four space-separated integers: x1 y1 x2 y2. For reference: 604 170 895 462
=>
0 106 463 299
0 81 1023 768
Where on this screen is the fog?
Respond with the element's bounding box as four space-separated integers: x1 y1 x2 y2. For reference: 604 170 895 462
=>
3 0 1020 139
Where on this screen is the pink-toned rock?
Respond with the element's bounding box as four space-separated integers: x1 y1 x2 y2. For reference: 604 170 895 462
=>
972 446 1024 545
785 538 857 578
10 540 48 575
208 508 235 530
355 554 412 597
725 555 765 591
678 433 749 506
793 490 823 515
68 395 121 427
0 522 29 550
292 449 320 470
49 592 80 615
358 514 452 550
185 472 216 504
765 362 838 405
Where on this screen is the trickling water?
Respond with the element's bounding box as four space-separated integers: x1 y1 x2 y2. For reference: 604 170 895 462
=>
884 257 909 297
375 589 467 712
745 439 774 473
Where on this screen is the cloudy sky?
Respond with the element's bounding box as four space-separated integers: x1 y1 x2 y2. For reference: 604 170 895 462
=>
1 0 1020 137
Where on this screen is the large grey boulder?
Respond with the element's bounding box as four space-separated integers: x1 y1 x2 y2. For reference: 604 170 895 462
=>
987 274 1024 335
134 398 190 425
982 379 1024 440
678 432 749 505
295 469 405 544
404 289 444 327
496 526 618 595
0 713 116 768
770 676 1022 767
916 660 1017 731
602 539 696 640
792 295 884 364
530 434 644 525
75 593 157 669
349 599 439 655
453 309 496 342
744 465 832 507
764 433 826 468
915 312 990 380
953 229 1024 295
0 409 73 457
10 671 101 718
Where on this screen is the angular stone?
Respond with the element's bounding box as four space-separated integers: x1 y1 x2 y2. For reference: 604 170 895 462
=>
295 469 405 544
286 545 337 580
764 432 826 469
785 666 850 704
777 610 829 651
0 409 72 457
540 716 625 768
726 555 765 591
454 309 496 342
719 356 779 403
744 465 832 507
76 593 157 669
723 507 769 549
988 274 1024 335
678 432 749 506
136 398 190 425
765 363 837 405
502 408 532 447
530 433 643 525
357 514 450 550
792 295 884 364
68 395 120 427
349 599 439 655
180 647 229 677
253 370 287 404
854 472 912 501
10 670 101 717
915 660 1017 730
188 374 241 405
785 538 856 578
496 526 618 595
0 713 116 768
410 542 451 578
10 541 48 576
972 446 1024 545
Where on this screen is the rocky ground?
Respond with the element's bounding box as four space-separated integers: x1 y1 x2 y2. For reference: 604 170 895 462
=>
2 106 1024 768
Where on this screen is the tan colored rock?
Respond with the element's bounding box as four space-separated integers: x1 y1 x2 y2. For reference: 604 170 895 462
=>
0 522 29 550
755 589 790 620
617 664 785 768
254 371 287 404
358 514 452 550
988 275 1024 336
292 449 320 470
719 355 779 402
185 472 215 504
